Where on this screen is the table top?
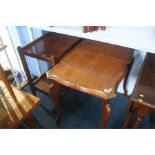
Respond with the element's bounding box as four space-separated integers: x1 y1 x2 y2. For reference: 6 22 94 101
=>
23 32 81 63
131 52 155 109
0 81 41 128
47 40 133 99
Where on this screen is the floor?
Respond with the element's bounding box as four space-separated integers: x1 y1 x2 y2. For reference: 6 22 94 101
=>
19 87 154 129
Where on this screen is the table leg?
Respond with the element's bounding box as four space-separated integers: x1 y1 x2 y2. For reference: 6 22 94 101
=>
17 47 36 95
131 107 151 128
124 101 151 128
123 102 136 128
131 116 144 128
101 99 111 128
123 113 135 128
49 81 62 125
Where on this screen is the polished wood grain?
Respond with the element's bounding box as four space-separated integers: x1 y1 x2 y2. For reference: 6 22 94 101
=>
47 49 126 99
0 82 41 128
75 39 133 63
47 40 134 99
75 39 134 96
19 32 82 65
47 39 134 128
124 52 155 128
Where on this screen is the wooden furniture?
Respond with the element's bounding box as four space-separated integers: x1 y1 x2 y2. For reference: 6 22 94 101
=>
0 44 17 102
0 64 17 102
17 32 82 95
0 43 41 128
0 64 41 128
124 52 155 128
46 39 134 128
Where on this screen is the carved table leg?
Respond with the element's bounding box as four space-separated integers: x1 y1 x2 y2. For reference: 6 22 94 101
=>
123 113 135 128
123 58 134 96
123 103 136 128
131 116 144 128
49 81 62 125
124 101 151 128
131 106 151 128
101 99 111 128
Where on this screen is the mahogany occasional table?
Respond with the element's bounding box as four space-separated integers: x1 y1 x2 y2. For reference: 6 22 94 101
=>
46 39 134 128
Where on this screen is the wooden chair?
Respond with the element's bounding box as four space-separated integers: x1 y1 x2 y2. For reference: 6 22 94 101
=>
46 39 134 128
0 44 41 128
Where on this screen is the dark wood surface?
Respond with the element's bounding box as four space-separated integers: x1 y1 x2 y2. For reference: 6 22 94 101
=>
22 32 82 64
131 53 155 108
47 39 134 128
124 52 155 128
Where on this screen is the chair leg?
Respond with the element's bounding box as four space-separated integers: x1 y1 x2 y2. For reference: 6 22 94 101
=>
49 81 62 126
123 58 134 96
101 99 111 128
